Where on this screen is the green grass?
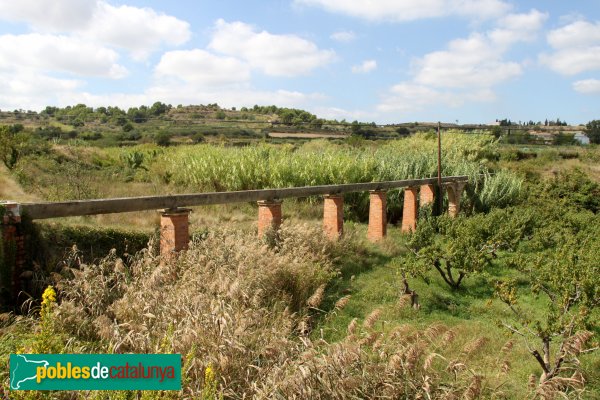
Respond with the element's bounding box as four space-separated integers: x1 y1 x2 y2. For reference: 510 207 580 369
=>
314 224 600 398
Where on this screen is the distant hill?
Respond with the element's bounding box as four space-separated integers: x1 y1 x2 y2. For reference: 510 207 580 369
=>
0 103 588 147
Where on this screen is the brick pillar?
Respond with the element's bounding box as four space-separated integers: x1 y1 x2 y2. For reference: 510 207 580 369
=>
401 187 418 232
1 202 25 303
159 208 190 255
323 194 343 239
446 182 467 218
257 199 282 237
419 184 435 207
367 190 387 242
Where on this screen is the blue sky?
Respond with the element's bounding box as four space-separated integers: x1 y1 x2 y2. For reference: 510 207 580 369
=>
0 0 599 124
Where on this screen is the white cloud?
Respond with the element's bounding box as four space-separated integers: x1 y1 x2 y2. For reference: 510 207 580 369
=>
377 83 495 113
52 86 325 113
547 20 600 49
573 79 600 94
209 19 335 77
86 2 190 60
413 34 522 89
155 49 250 86
294 0 511 22
377 10 545 114
146 86 325 110
352 60 377 73
330 30 355 42
412 10 546 89
541 20 600 76
0 34 127 78
0 71 83 111
0 1 191 60
540 50 600 76
0 0 96 31
489 9 548 47
313 106 375 121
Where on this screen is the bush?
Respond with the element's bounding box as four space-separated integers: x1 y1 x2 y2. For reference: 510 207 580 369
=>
154 131 172 146
585 120 600 144
122 122 134 132
192 132 205 143
47 224 341 396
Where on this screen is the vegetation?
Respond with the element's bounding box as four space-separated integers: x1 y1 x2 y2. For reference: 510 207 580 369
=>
4 132 522 223
585 120 600 144
0 112 599 398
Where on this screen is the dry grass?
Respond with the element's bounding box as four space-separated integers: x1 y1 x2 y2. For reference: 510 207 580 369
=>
2 222 517 399
48 223 347 398
254 322 504 399
0 164 39 202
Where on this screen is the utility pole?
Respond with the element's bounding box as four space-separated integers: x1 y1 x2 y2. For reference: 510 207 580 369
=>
436 121 442 215
437 121 442 187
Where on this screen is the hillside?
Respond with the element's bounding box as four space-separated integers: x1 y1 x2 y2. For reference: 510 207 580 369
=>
1 103 589 148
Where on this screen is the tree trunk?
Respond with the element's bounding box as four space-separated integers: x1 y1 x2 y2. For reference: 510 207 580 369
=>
401 271 420 310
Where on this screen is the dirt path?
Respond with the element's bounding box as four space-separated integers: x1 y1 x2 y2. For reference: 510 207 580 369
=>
0 164 39 202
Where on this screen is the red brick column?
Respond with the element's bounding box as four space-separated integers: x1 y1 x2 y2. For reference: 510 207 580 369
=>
257 199 282 237
159 208 191 255
446 182 467 218
419 184 435 207
1 202 25 303
367 190 387 242
323 194 343 239
401 187 418 232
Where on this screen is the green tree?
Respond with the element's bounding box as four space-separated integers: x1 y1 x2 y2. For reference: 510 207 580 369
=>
0 126 29 169
402 209 534 290
584 120 600 144
402 214 490 290
496 228 599 384
122 122 134 132
552 132 577 145
192 133 205 143
395 127 410 136
149 101 169 116
490 126 502 139
155 131 172 146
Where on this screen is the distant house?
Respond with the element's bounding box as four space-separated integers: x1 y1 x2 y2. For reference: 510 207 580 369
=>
573 131 590 145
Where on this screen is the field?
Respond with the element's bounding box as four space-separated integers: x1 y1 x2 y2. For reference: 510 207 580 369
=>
0 122 599 399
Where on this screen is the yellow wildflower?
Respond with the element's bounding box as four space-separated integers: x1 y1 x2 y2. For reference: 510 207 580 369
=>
40 285 57 320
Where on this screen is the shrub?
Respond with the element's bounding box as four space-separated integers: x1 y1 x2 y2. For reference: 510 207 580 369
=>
48 224 342 397
154 131 172 147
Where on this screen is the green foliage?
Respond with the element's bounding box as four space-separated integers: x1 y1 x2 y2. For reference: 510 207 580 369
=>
395 126 410 136
0 125 49 169
496 211 599 382
400 208 531 290
499 130 538 145
552 131 577 146
156 132 520 219
15 153 101 200
35 223 151 266
0 126 27 169
490 125 502 138
472 171 523 212
122 122 134 132
538 169 600 213
479 171 600 384
154 131 172 147
120 150 147 171
192 132 205 143
585 119 600 144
